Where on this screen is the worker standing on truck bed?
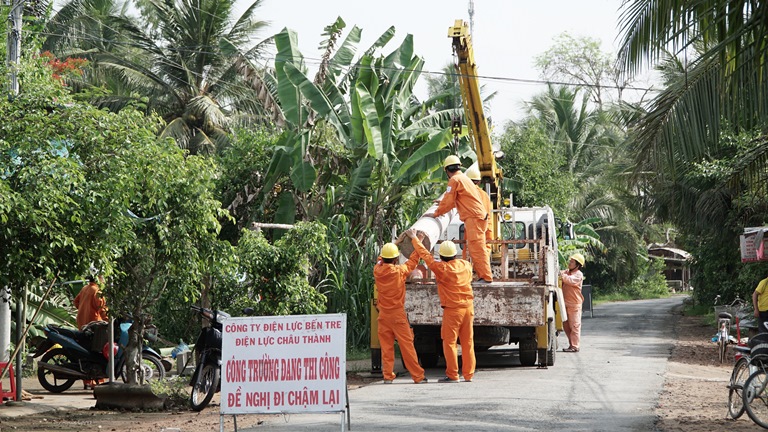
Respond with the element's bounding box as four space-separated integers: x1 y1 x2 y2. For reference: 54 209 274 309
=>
373 242 428 384
406 229 475 383
465 166 492 255
561 254 585 352
423 155 493 283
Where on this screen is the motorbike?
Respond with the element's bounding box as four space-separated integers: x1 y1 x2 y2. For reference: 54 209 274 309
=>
189 305 229 411
33 320 166 393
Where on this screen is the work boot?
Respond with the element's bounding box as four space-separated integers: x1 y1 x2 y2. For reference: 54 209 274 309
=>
415 377 429 384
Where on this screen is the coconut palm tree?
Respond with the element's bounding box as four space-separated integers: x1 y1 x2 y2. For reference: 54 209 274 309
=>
44 0 280 154
618 0 768 191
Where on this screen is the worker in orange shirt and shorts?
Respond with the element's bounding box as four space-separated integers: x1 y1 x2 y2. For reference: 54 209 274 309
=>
406 229 475 383
424 155 493 283
373 242 428 384
561 254 585 352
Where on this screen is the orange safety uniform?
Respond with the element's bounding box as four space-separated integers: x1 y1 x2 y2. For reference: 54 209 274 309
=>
434 171 493 282
373 251 426 383
74 280 108 389
561 269 584 350
410 237 475 382
477 187 492 254
74 281 108 328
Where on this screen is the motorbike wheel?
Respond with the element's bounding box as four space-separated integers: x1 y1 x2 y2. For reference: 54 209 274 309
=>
140 354 166 383
37 348 77 393
190 364 219 411
120 353 167 384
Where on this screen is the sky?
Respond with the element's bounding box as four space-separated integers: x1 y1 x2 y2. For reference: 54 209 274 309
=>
253 0 640 125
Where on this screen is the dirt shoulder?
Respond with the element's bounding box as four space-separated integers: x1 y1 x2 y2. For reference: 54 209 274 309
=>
0 365 378 432
655 311 757 431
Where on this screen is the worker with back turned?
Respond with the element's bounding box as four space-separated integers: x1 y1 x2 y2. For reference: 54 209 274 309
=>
406 229 475 383
373 242 428 384
424 155 493 283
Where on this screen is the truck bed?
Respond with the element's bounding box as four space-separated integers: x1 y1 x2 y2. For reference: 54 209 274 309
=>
404 281 548 327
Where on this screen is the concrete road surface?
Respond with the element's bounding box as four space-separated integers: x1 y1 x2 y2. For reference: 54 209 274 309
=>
238 296 684 432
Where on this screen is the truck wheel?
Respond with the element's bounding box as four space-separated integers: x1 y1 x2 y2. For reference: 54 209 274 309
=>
519 339 537 367
546 321 556 366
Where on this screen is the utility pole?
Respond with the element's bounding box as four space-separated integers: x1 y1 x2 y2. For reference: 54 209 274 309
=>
6 0 23 96
468 0 475 38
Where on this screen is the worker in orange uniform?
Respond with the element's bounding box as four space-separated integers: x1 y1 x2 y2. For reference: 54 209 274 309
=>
405 229 475 383
561 254 585 352
74 274 109 389
373 242 428 384
74 275 108 329
465 166 492 255
423 155 493 283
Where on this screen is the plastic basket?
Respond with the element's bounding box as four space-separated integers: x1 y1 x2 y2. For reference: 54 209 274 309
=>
715 305 737 318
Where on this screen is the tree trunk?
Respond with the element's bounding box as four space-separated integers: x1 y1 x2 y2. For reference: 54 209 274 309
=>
124 320 144 385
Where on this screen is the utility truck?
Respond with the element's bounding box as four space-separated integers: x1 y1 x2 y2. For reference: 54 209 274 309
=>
369 20 567 370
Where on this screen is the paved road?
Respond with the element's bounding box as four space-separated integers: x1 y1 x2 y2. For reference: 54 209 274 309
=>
240 297 684 431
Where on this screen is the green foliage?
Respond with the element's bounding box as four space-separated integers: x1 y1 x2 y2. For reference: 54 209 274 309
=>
315 215 379 349
228 221 329 316
498 118 575 212
266 23 455 238
44 0 278 153
149 376 189 407
592 256 669 300
215 127 280 241
1 55 230 384
685 231 768 306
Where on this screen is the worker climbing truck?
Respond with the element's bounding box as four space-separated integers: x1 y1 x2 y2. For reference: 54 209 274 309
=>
370 20 566 370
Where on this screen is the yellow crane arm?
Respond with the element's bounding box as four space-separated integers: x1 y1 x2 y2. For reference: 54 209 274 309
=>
448 19 503 239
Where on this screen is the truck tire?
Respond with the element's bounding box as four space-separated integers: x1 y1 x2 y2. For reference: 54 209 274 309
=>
471 326 509 347
519 338 537 367
547 321 556 366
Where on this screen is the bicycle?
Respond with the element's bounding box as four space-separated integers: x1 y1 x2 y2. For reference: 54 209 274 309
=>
727 308 753 419
741 333 768 428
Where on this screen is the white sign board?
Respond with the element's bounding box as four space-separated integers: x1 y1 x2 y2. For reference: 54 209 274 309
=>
220 313 347 415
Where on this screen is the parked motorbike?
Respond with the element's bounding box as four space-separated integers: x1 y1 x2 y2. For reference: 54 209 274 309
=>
33 320 166 393
189 305 229 411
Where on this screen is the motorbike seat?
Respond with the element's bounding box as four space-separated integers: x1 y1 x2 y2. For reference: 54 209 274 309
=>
48 324 84 339
47 324 93 353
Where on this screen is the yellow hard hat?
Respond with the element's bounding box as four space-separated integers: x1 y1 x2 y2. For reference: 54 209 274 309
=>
465 166 481 181
569 253 585 267
439 241 458 257
443 155 461 168
381 243 400 259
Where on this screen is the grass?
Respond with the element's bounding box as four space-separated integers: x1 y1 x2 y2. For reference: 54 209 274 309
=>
593 290 673 305
346 346 370 361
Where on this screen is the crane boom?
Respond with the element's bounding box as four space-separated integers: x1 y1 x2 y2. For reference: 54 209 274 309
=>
448 19 502 239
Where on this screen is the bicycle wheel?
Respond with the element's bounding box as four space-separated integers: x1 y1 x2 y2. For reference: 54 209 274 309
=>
729 357 750 419
743 367 768 428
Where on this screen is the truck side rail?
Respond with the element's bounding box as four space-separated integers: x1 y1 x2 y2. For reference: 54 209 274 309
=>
408 238 548 283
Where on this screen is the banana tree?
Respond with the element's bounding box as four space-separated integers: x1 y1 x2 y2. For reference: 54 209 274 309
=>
263 19 457 239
